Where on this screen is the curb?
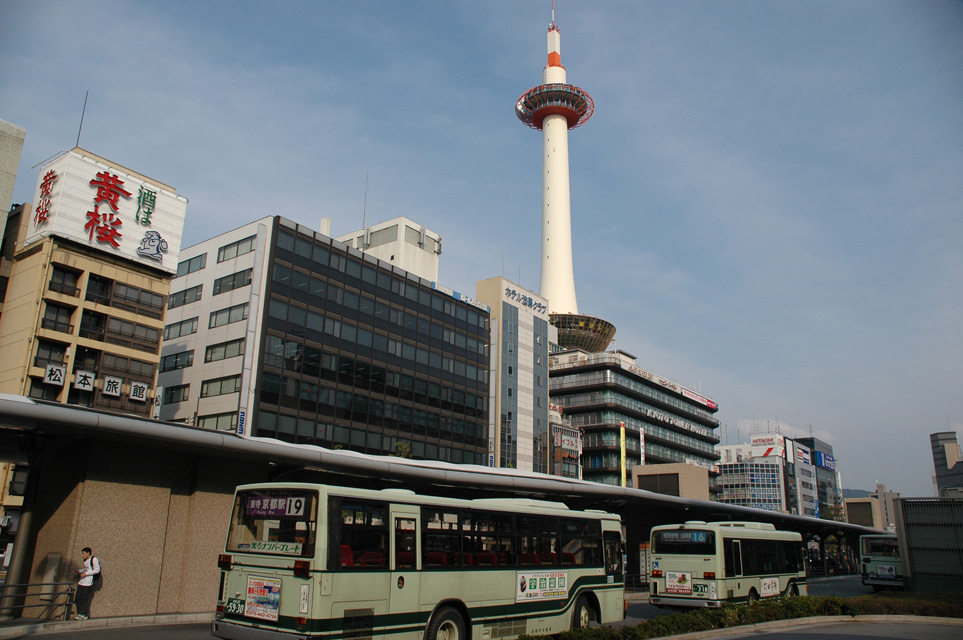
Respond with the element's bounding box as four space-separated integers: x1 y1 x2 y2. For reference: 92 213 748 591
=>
661 615 963 640
0 612 214 638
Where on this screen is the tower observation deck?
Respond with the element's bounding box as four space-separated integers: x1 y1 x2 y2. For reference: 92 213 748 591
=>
515 14 615 353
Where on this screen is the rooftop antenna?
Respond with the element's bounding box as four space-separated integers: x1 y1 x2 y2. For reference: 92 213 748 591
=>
76 90 89 148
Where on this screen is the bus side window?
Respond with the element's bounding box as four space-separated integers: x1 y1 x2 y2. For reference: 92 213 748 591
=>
395 517 416 569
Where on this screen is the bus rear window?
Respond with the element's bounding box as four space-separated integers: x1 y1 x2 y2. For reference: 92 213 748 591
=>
862 537 899 557
653 530 715 555
227 490 318 557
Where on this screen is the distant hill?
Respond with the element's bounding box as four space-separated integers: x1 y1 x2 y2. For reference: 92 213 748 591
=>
843 488 872 498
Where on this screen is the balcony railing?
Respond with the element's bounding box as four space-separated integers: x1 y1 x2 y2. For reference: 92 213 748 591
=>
40 318 74 334
48 280 80 297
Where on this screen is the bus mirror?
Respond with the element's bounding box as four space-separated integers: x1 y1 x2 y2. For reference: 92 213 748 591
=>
218 554 232 570
294 560 311 577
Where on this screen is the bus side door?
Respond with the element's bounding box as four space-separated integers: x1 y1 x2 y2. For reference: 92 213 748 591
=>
390 507 421 624
724 539 742 598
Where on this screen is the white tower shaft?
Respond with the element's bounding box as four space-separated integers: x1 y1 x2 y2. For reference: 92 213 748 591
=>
539 28 578 315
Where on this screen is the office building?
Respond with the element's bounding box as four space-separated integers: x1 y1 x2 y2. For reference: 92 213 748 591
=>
930 431 963 496
795 436 844 520
0 120 26 243
715 436 818 514
549 349 720 485
157 216 490 465
475 277 551 472
845 483 900 530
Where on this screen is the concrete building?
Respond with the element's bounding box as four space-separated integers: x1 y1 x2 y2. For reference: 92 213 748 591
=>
336 216 443 283
715 436 820 515
0 119 26 237
549 349 720 486
796 437 844 521
632 462 710 501
475 277 550 472
157 216 490 465
0 147 186 587
845 483 900 530
548 403 582 479
930 431 963 496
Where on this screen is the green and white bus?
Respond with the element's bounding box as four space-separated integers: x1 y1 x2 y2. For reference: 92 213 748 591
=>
649 521 806 609
211 482 625 640
859 533 902 591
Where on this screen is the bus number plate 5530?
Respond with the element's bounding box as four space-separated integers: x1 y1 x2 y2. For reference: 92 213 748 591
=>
226 598 246 615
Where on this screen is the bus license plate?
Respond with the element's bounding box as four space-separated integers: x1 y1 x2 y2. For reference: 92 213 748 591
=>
226 598 246 615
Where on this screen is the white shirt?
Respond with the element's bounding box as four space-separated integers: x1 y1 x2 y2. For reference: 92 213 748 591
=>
79 556 100 587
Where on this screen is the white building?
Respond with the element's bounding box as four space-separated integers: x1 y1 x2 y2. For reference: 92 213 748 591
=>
336 216 442 283
716 435 819 515
475 277 552 472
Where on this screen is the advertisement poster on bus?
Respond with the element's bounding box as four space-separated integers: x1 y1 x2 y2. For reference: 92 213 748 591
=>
760 577 780 597
665 571 692 595
245 576 281 622
516 571 568 601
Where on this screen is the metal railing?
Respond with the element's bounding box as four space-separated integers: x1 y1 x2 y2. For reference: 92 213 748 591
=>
0 581 75 621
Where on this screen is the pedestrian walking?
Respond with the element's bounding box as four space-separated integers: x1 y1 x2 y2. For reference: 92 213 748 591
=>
74 547 101 620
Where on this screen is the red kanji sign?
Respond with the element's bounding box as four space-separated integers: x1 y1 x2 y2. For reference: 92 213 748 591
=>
85 205 124 248
89 171 132 212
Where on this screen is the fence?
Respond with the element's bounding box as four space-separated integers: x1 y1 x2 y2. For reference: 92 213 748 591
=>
0 581 75 621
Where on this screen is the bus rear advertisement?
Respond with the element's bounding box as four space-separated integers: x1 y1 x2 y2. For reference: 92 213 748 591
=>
211 483 625 640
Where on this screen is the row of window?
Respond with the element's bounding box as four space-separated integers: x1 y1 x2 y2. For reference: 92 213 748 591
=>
254 411 484 464
273 232 488 334
333 498 610 571
174 234 257 278
160 336 246 373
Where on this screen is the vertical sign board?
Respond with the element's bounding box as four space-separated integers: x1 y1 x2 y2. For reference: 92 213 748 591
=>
27 150 186 274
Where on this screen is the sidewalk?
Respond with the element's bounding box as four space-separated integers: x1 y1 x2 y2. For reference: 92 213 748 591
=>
0 612 213 638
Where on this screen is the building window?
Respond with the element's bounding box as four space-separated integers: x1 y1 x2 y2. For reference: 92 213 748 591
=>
169 284 203 309
41 303 74 334
507 365 513 376
85 274 112 305
205 338 246 363
210 303 249 329
164 384 190 404
164 317 199 340
197 412 238 431
213 269 253 295
217 235 257 262
34 339 67 369
201 374 242 398
48 266 80 296
175 253 207 278
160 350 194 372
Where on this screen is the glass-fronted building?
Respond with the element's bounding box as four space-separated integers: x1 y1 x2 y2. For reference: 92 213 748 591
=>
158 216 490 464
549 349 720 485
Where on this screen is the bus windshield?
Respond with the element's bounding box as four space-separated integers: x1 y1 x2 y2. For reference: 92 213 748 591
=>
652 529 715 555
226 488 318 558
861 536 899 557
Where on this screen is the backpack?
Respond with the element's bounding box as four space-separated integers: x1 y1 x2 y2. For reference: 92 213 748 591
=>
92 557 103 590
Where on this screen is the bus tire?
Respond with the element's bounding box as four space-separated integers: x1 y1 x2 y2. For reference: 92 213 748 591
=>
427 607 466 640
571 595 594 629
746 589 759 605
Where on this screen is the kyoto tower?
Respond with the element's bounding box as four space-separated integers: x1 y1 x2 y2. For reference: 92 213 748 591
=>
516 7 615 352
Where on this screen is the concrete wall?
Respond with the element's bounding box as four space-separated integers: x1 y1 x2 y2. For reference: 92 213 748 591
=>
24 440 268 618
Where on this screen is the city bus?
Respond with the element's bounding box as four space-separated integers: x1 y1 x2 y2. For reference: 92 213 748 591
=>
859 533 902 591
649 521 806 609
211 482 625 640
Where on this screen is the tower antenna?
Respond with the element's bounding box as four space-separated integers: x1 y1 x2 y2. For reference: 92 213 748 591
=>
76 90 89 148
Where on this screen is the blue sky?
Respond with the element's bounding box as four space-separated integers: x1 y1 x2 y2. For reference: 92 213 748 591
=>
2 1 961 498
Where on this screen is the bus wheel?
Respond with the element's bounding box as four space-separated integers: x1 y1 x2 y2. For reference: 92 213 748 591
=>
747 589 759 605
572 595 594 629
427 607 465 640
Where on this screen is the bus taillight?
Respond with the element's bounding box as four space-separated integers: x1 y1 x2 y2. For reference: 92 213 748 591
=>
296 616 308 631
218 554 232 570
651 569 663 577
703 572 715 579
294 560 311 577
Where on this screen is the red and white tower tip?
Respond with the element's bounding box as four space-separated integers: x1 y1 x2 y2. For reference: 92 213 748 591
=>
516 7 614 353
